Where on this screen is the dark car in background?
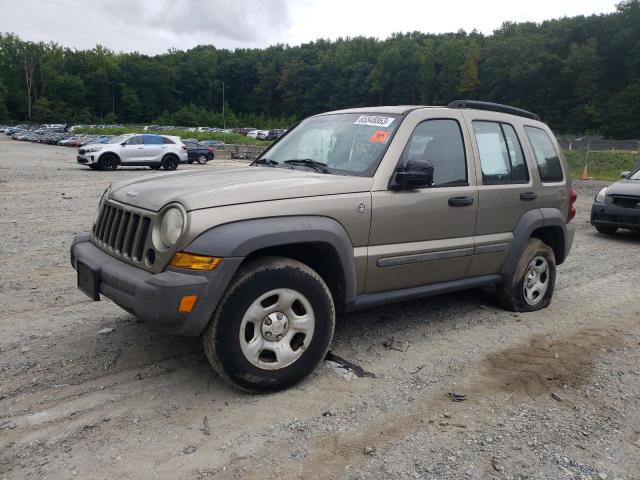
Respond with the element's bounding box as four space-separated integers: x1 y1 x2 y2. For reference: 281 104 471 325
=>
591 168 640 234
183 140 214 164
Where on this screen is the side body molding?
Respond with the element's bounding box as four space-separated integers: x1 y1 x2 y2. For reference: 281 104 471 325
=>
184 216 359 304
500 208 569 275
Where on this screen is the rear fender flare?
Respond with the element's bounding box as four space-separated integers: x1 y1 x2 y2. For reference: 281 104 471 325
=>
500 208 567 275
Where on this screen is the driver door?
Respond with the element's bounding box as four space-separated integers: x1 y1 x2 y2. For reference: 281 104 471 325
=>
121 135 145 163
366 114 479 293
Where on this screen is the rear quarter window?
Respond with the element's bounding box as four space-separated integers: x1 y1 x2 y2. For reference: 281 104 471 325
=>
524 126 564 183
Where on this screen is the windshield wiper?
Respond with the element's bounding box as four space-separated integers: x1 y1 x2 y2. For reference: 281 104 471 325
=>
252 158 279 167
283 159 331 174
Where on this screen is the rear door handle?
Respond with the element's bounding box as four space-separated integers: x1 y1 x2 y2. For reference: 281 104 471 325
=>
448 196 474 207
520 192 537 201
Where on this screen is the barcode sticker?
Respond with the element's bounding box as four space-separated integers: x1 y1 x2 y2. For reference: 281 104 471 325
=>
354 115 395 127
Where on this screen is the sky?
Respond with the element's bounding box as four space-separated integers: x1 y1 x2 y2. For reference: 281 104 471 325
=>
0 0 620 54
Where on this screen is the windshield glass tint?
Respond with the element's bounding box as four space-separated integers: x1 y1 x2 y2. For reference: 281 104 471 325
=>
260 113 401 175
108 135 129 144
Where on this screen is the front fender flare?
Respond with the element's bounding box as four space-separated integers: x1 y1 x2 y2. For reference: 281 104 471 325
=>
184 216 358 304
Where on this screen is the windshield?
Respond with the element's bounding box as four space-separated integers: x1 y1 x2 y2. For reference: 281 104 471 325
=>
257 113 401 176
628 169 640 180
108 134 130 144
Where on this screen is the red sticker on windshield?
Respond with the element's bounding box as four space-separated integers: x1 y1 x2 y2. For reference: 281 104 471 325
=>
370 130 390 143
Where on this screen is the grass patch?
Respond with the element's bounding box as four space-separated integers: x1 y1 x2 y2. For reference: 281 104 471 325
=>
73 127 271 147
564 150 639 181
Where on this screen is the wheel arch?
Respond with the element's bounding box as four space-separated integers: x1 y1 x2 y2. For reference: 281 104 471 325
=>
500 208 569 275
98 150 121 164
183 216 358 310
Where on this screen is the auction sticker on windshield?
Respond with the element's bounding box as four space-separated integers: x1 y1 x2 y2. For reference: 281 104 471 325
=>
369 130 391 143
354 115 395 128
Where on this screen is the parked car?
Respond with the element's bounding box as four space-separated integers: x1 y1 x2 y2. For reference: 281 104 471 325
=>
200 140 225 149
76 133 187 171
183 140 214 164
263 129 286 140
591 168 640 233
70 100 576 392
256 130 270 140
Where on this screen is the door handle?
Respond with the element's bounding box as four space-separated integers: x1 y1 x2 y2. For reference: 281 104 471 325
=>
137 147 144 150
520 192 537 201
448 196 474 207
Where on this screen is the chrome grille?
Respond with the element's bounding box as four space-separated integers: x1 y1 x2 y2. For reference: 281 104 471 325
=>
92 201 153 264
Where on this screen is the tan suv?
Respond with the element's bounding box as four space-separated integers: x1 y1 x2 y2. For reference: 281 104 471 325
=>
71 100 576 392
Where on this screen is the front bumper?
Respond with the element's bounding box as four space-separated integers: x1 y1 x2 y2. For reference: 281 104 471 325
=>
77 153 98 165
591 202 640 230
70 233 243 336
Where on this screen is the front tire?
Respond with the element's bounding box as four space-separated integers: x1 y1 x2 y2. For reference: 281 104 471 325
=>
497 238 556 312
202 257 335 392
595 225 617 234
98 154 118 171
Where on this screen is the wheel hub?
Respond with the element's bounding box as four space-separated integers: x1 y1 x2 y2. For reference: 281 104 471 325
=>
261 311 289 341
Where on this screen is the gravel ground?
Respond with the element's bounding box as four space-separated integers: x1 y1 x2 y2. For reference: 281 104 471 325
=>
1 137 639 480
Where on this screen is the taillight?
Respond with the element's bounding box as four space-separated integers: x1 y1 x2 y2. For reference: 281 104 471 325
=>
181 144 187 150
567 187 577 223
207 147 213 153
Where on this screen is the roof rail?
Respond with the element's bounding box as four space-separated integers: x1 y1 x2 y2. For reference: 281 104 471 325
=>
447 100 541 121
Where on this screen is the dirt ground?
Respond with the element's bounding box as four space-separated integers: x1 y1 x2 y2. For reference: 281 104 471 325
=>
1 136 639 480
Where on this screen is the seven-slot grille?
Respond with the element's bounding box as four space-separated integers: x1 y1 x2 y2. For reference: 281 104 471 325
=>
92 201 152 263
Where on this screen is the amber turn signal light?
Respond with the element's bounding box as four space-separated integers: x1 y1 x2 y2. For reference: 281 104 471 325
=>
178 295 198 313
169 252 222 270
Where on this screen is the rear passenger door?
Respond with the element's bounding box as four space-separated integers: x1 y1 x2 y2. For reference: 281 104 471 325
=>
462 114 538 276
143 135 164 162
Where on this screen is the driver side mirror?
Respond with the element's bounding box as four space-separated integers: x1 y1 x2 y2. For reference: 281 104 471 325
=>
391 160 434 190
620 171 631 178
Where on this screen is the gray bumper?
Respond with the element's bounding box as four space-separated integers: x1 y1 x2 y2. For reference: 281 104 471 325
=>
591 202 640 230
70 233 243 336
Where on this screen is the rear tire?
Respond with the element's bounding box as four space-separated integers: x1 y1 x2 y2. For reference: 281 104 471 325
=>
162 155 179 171
197 154 208 165
98 154 118 171
202 257 335 393
497 238 556 312
595 225 617 234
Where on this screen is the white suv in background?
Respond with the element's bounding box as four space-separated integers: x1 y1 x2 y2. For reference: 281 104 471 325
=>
76 134 188 171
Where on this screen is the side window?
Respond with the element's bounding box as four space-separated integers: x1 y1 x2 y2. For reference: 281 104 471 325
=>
127 136 144 145
472 121 529 184
143 135 163 145
524 126 564 182
401 119 467 187
162 137 175 144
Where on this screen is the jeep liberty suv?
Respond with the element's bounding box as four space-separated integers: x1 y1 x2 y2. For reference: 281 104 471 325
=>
70 100 576 392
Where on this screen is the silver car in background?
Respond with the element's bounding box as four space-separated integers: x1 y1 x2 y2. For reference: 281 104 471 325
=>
76 133 188 171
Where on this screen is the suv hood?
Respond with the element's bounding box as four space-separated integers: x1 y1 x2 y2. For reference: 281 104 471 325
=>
607 179 640 196
109 167 373 211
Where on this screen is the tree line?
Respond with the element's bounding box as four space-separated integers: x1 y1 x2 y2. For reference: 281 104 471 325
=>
0 0 638 137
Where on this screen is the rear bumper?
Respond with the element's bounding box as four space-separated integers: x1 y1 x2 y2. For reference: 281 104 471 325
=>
591 202 640 230
70 233 243 336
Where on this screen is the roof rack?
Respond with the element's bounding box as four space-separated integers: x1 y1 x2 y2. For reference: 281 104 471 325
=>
447 100 541 121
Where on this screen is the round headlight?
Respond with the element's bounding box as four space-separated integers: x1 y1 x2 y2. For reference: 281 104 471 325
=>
595 187 607 203
160 207 184 248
